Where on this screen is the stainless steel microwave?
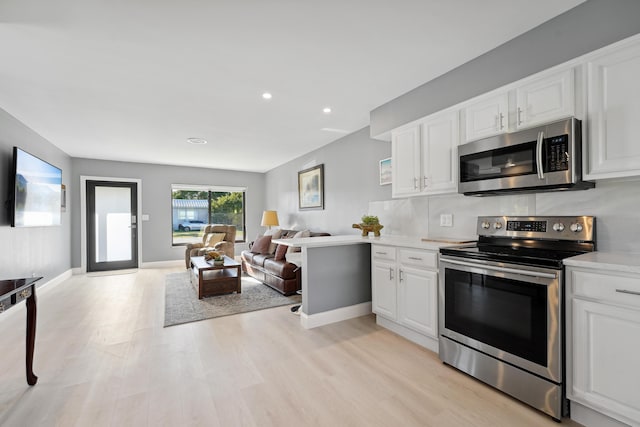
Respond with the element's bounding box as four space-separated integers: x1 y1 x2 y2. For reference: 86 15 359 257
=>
458 117 594 196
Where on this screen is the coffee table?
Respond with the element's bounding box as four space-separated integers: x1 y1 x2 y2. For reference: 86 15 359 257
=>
189 256 241 299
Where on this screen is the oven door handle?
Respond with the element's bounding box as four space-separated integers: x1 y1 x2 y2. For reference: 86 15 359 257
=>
442 258 557 279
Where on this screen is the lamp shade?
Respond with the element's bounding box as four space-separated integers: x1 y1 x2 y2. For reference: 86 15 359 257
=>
261 210 279 228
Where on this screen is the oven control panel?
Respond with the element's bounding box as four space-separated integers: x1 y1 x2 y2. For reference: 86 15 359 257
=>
477 216 595 241
506 220 547 232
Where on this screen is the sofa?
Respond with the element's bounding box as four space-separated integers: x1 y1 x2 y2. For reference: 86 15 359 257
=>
184 224 236 268
241 229 330 296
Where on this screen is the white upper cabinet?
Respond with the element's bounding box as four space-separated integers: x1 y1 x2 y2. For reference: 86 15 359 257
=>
515 68 575 129
391 111 458 198
585 38 640 180
420 111 459 195
391 125 421 197
465 92 509 142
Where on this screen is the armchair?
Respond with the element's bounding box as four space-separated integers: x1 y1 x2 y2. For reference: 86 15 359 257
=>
184 224 236 268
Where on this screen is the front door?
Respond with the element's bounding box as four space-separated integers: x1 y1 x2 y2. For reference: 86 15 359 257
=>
86 180 139 272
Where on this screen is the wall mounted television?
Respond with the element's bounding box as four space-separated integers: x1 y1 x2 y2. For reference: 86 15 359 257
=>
9 147 62 227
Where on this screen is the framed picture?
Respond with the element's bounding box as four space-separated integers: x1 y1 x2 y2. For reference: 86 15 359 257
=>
379 158 391 185
298 164 324 210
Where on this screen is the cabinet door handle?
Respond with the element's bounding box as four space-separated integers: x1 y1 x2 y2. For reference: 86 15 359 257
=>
399 270 404 282
499 113 505 130
423 176 428 187
616 289 640 296
517 107 523 125
408 256 423 261
389 267 394 281
413 177 418 189
375 251 387 255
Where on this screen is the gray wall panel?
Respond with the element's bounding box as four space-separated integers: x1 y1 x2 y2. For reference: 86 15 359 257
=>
304 244 372 315
0 108 72 282
70 158 265 267
265 127 391 235
370 0 640 136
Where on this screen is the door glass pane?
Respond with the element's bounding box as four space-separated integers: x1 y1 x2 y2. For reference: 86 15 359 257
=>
94 186 132 262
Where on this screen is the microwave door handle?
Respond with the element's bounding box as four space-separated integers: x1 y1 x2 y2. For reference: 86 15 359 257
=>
536 131 544 179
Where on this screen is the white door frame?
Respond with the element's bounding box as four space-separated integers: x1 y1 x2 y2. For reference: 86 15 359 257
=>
80 176 143 273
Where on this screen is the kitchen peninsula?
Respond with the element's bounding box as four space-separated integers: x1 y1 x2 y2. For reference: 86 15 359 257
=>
273 235 472 334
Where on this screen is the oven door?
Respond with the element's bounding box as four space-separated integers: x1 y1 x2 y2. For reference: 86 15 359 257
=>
439 255 562 383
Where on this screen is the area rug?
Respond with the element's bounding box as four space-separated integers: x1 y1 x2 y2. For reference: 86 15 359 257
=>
164 271 301 327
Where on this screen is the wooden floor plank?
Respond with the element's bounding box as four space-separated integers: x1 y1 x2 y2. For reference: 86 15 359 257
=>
0 268 583 426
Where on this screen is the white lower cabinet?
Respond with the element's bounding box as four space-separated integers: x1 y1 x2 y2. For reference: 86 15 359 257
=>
372 244 439 351
397 265 437 337
567 266 640 426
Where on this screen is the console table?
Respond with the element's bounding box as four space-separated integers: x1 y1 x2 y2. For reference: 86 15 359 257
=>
0 276 42 385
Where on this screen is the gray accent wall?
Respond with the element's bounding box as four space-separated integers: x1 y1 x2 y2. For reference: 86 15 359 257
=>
0 108 72 282
265 127 391 235
370 0 640 136
70 158 265 267
303 244 372 315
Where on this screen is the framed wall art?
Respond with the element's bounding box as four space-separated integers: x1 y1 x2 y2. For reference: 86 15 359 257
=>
379 158 391 185
298 164 324 210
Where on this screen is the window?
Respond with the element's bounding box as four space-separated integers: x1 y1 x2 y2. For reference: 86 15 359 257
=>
171 185 246 246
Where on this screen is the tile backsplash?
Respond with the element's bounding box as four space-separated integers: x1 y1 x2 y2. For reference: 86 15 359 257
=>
370 178 640 252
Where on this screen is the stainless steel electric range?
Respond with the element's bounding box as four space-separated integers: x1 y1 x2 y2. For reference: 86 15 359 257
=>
438 215 596 421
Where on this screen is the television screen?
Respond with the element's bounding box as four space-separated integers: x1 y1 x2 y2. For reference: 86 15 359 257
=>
11 147 62 227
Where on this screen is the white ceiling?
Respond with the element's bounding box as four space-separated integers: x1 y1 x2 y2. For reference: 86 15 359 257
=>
0 0 585 173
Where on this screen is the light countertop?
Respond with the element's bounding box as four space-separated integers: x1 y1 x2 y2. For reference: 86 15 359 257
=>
564 252 640 274
273 234 475 251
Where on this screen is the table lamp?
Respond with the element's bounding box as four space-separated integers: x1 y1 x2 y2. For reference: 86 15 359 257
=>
261 210 279 230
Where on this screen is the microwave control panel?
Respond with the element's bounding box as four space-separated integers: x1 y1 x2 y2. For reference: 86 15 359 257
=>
545 135 569 172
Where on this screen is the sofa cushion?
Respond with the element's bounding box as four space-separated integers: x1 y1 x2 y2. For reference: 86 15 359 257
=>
263 258 297 279
251 235 272 254
252 253 274 267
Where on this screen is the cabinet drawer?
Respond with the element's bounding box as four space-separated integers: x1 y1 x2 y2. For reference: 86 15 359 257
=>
399 249 437 269
571 269 640 309
372 245 396 261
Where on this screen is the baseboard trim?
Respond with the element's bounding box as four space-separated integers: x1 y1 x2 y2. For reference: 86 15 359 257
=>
72 267 83 275
376 316 439 353
570 401 630 427
141 260 184 269
300 301 372 329
38 269 73 294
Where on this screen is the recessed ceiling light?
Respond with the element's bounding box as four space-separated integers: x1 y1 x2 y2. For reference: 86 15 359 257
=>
323 107 332 114
187 137 207 145
262 92 272 100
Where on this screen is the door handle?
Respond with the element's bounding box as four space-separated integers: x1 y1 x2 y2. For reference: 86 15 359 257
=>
536 131 545 179
517 107 523 125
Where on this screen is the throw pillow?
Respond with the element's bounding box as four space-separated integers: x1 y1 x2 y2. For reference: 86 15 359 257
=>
274 243 288 261
263 228 283 253
250 235 272 254
205 232 226 246
287 229 310 253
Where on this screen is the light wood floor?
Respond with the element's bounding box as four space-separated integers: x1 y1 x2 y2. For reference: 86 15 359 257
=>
0 268 584 427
